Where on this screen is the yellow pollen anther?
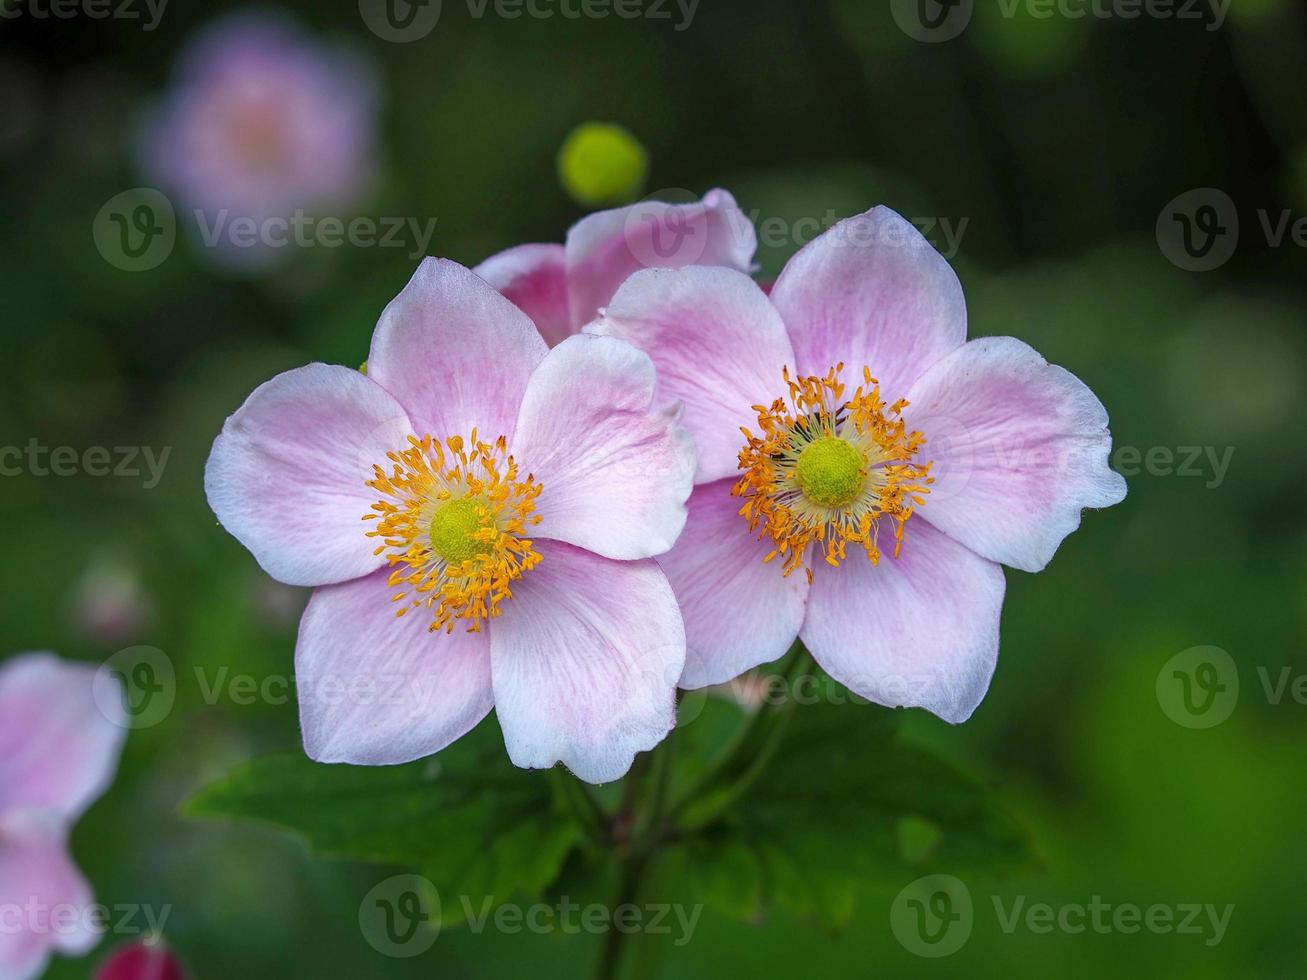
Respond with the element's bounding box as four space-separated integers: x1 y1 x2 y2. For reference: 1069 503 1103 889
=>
733 364 933 576
363 432 543 633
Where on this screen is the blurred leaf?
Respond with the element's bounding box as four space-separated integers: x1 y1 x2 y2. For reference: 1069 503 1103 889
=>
183 719 582 926
672 699 1034 930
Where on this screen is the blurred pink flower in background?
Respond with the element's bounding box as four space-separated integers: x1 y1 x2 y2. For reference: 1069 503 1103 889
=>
139 11 378 268
475 189 757 346
95 940 189 980
0 654 126 980
70 555 156 644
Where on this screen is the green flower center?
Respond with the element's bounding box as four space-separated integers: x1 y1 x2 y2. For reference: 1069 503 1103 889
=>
794 436 865 509
429 498 494 564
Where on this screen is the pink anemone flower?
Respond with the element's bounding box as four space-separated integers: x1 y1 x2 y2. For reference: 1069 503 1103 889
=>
139 11 378 268
205 259 696 782
590 206 1127 722
474 189 757 346
0 653 126 980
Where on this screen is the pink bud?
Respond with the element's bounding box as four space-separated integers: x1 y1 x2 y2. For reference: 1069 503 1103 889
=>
95 941 189 980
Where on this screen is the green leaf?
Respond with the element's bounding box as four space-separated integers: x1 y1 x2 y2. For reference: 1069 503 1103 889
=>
184 719 583 925
675 696 1034 930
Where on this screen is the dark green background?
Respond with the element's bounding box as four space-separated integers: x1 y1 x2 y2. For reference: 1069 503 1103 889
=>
2 0 1305 976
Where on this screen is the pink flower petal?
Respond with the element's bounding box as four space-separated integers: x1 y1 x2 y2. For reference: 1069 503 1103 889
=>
770 205 967 401
473 243 573 348
205 364 413 587
490 541 684 783
0 814 96 980
0 653 125 823
800 520 1005 724
592 266 794 483
904 336 1127 573
658 481 809 689
512 335 695 560
566 188 757 331
296 569 494 765
367 258 547 441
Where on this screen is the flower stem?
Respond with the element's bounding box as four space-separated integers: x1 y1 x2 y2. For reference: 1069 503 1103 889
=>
588 730 676 980
551 767 608 850
588 850 648 980
670 641 813 831
584 645 815 978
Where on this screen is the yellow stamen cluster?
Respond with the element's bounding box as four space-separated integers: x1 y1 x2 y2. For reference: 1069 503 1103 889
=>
363 432 542 633
733 365 933 579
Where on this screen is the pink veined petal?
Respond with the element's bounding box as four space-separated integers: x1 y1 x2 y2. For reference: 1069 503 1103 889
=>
367 258 548 441
770 205 967 401
489 541 685 784
473 243 573 348
903 336 1128 573
658 481 810 689
512 335 695 561
0 813 97 980
565 188 757 331
800 520 1006 724
205 363 414 588
296 568 494 765
590 266 794 484
0 653 126 824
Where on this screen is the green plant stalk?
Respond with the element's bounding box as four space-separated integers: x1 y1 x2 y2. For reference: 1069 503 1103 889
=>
585 645 816 979
588 733 671 980
550 767 609 850
670 642 813 829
